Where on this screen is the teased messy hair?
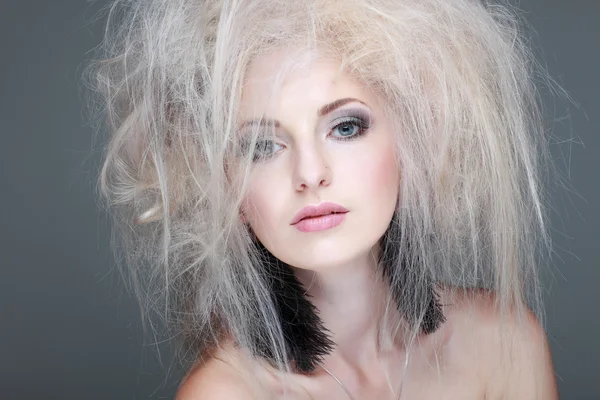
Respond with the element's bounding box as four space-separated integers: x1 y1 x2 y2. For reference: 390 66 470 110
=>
85 0 563 393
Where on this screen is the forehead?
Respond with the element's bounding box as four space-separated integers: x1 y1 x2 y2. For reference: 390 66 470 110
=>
239 49 378 119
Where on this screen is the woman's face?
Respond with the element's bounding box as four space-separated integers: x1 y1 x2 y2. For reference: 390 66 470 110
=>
238 51 400 271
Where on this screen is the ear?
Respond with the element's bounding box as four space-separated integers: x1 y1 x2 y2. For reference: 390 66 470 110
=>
239 196 252 225
239 209 248 224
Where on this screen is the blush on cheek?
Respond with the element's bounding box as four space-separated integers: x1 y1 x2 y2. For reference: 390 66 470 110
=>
372 148 400 198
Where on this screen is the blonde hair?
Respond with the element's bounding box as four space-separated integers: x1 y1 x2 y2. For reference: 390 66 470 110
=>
86 0 562 394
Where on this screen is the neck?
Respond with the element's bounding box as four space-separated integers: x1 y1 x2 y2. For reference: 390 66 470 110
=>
293 247 397 367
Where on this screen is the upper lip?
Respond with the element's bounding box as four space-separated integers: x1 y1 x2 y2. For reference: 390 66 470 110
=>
291 202 349 225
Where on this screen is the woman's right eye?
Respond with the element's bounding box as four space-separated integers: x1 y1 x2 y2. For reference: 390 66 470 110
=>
254 140 285 161
242 139 284 162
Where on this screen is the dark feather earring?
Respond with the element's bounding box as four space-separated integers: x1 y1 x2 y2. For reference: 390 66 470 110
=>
251 236 335 374
379 212 446 335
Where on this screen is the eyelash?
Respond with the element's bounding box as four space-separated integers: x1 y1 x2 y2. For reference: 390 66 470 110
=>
330 116 370 141
249 116 371 162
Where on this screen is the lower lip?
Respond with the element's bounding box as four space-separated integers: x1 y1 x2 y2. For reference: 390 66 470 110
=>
293 213 347 232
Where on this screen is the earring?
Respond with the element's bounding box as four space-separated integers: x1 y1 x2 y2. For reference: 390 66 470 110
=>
379 213 445 335
250 237 335 373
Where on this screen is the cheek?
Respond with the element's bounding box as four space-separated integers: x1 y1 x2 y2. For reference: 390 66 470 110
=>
241 174 280 229
376 150 400 197
348 140 400 204
241 189 264 224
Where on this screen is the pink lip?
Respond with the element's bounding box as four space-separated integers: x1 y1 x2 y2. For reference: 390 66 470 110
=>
291 202 349 232
293 213 347 232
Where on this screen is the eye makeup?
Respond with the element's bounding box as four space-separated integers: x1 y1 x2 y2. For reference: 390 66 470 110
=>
237 101 375 162
326 107 373 141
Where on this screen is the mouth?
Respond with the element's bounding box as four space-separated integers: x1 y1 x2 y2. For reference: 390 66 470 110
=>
292 211 348 233
296 211 347 222
291 202 349 225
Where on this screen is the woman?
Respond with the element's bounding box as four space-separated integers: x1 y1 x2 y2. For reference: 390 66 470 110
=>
88 0 560 398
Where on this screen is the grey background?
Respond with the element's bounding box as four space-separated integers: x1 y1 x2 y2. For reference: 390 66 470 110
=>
0 0 597 399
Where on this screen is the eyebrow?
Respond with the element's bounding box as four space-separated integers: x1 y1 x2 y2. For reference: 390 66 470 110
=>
238 97 368 131
317 97 368 117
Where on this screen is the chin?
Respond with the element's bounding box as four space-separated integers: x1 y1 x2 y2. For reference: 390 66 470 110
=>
287 240 377 272
290 257 350 272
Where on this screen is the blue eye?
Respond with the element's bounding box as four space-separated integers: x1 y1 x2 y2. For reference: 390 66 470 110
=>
252 139 283 161
330 117 369 140
238 137 283 162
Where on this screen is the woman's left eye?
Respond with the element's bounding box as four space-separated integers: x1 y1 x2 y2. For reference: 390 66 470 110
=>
330 117 369 140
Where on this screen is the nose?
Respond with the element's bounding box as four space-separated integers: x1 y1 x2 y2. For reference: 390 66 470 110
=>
291 143 331 192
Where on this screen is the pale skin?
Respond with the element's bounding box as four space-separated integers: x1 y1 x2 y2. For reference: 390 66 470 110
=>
176 50 559 399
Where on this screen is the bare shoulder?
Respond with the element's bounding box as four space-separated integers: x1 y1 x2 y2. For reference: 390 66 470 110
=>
175 345 258 400
437 286 558 399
